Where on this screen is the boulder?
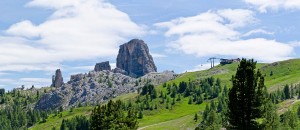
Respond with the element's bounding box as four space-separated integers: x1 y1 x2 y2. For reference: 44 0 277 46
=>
94 61 111 71
113 67 128 75
70 74 84 82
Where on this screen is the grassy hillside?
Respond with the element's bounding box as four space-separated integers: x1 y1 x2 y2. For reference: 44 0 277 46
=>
176 58 300 91
31 59 300 130
29 107 93 130
139 59 300 129
260 59 300 91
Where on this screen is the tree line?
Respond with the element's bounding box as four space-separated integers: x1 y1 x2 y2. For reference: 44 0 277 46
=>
0 88 52 130
195 58 300 129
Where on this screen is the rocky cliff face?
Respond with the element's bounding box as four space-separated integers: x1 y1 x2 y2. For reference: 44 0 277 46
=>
94 61 111 71
35 70 177 110
51 69 64 88
116 39 157 78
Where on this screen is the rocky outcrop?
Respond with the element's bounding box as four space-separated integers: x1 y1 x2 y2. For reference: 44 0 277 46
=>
113 68 128 75
94 61 111 71
117 39 157 78
35 90 72 110
35 70 177 110
35 39 177 111
51 69 64 88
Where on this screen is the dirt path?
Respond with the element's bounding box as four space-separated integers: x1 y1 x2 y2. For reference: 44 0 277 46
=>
277 98 300 114
137 115 191 130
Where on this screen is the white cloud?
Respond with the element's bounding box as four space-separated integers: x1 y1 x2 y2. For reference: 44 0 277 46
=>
0 78 51 89
217 9 257 28
0 63 61 72
6 21 40 38
289 41 300 47
243 29 274 37
244 0 300 12
156 11 239 39
26 0 85 9
0 78 15 83
156 9 294 62
0 0 144 72
69 65 94 71
18 78 51 88
0 72 9 76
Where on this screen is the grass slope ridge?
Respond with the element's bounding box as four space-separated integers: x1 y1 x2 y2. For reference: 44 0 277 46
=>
31 59 300 130
138 59 300 129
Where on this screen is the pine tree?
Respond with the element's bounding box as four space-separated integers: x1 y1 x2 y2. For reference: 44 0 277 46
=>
166 103 169 109
297 105 300 118
160 91 163 98
172 98 175 105
227 59 267 129
176 94 181 101
203 104 210 121
210 100 216 111
217 101 223 112
188 96 192 104
263 101 280 129
281 110 298 129
178 81 187 93
60 119 66 130
206 110 221 130
283 84 290 99
194 113 198 122
163 83 167 88
291 84 294 98
90 100 138 130
36 91 40 99
151 88 157 99
78 102 82 107
59 106 63 112
216 78 221 87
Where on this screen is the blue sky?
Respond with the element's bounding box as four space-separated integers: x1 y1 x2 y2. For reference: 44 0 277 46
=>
1 0 300 90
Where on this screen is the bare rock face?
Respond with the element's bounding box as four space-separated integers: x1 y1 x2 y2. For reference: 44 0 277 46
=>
51 69 64 87
116 39 157 78
113 67 128 75
94 61 111 71
35 90 71 110
35 70 177 110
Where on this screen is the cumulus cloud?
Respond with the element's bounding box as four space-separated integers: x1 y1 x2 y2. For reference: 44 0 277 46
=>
19 78 51 87
243 29 274 37
244 0 300 12
0 72 10 76
156 9 294 62
0 79 15 83
289 41 300 47
0 0 144 72
0 77 51 89
0 64 61 72
69 65 94 71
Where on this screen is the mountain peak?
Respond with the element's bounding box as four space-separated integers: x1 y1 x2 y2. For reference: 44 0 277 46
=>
116 39 157 77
